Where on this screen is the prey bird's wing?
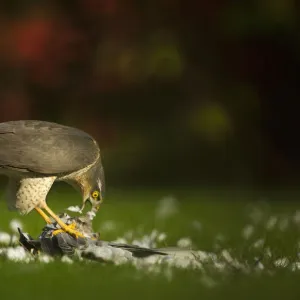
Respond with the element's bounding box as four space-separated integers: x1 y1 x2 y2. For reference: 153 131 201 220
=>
105 242 168 258
0 120 100 174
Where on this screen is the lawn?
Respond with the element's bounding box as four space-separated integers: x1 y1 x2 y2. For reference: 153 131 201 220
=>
0 187 300 300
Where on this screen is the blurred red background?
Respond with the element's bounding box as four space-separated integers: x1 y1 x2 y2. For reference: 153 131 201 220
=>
0 0 299 188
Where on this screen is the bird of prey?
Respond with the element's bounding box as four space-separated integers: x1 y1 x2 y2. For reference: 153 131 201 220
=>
0 120 105 238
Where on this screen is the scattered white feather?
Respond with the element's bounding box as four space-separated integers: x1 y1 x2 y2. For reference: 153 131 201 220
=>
221 249 233 263
291 262 300 271
39 254 54 264
220 250 244 270
213 261 227 271
0 232 11 245
6 246 28 262
274 258 289 268
256 261 265 271
114 256 130 265
196 250 210 262
61 255 74 264
2 204 300 281
157 232 167 242
171 257 192 269
67 206 82 213
177 237 192 248
9 219 23 233
208 252 218 262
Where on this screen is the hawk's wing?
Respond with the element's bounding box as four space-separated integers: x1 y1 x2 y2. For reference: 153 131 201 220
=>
0 120 100 174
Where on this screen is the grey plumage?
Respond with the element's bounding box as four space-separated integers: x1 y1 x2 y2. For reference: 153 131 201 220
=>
0 120 99 174
18 214 195 261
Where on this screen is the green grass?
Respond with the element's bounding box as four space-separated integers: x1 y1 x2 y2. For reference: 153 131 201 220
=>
0 187 300 300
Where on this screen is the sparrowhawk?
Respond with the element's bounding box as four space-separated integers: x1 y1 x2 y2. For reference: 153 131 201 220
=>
0 120 105 238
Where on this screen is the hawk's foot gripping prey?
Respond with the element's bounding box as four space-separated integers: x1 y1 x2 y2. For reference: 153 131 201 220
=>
52 222 85 239
43 204 86 238
36 206 85 239
35 206 85 239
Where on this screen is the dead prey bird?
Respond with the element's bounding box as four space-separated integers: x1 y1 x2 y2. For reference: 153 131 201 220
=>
0 120 105 239
18 213 168 259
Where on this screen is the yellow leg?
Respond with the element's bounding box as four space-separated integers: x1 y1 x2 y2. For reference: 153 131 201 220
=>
52 222 76 236
35 207 52 224
42 204 85 239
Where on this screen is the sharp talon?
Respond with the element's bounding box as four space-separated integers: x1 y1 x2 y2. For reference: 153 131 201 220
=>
68 222 77 230
67 229 85 239
42 204 85 239
52 222 84 239
52 229 65 236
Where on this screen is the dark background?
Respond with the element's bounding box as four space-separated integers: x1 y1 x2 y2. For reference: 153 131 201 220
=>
0 0 299 189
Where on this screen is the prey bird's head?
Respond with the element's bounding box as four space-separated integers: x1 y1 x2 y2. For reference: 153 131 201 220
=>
80 160 105 212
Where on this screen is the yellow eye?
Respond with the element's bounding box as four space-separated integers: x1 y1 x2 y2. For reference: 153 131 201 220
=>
92 191 99 199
